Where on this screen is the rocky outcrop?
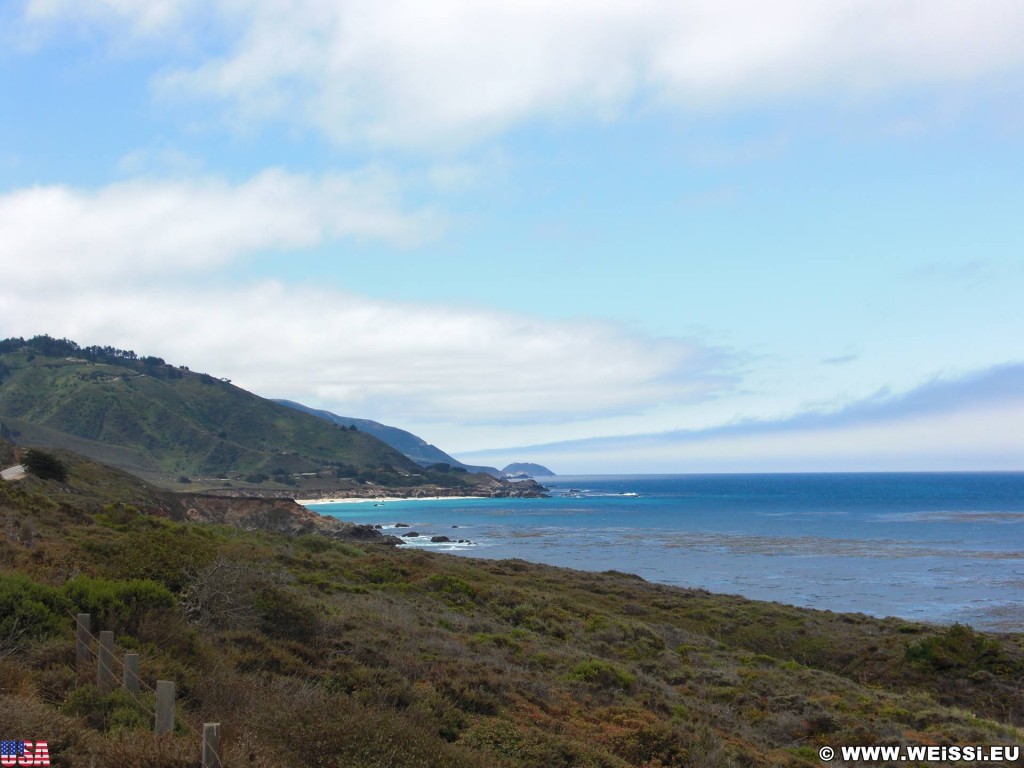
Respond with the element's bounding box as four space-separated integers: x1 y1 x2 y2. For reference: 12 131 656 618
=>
172 494 401 544
463 476 548 498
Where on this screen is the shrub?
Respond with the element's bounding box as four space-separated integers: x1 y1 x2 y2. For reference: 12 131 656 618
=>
86 733 198 768
260 682 490 768
95 503 141 530
110 523 216 590
179 557 268 631
432 662 505 715
610 721 691 767
424 573 477 602
356 560 412 585
0 573 71 651
63 576 175 636
255 585 326 643
461 718 586 767
566 659 636 691
62 685 150 733
293 535 333 554
904 623 1013 672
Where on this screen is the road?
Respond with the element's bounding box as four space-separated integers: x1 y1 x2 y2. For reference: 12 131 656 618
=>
0 464 27 481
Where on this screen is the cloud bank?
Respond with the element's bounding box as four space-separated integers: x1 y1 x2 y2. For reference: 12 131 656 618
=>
24 0 1024 147
460 364 1024 472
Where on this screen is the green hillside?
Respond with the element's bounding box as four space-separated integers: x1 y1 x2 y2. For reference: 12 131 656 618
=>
1 447 1021 766
0 336 422 487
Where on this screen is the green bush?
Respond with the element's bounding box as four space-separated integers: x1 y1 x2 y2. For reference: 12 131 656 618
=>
62 685 150 733
905 623 1012 672
95 503 142 530
0 573 71 647
254 586 326 643
293 535 333 554
424 573 477 601
63 576 175 636
566 659 636 690
461 718 585 767
111 522 216 590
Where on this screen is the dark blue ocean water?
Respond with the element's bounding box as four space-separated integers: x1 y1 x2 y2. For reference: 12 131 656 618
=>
310 473 1024 630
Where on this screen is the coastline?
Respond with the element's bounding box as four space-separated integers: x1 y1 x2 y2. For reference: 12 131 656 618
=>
296 495 488 506
301 473 1024 632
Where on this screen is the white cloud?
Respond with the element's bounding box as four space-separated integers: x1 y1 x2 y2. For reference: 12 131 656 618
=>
0 169 441 288
0 174 730 424
22 1 1024 147
25 0 203 38
1 282 728 424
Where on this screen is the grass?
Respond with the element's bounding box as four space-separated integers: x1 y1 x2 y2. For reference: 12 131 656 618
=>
0 452 1022 766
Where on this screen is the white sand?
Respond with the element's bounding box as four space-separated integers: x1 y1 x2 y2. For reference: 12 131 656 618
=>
295 495 485 506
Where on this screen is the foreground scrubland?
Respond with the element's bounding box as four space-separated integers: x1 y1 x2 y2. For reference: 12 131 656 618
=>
1 451 1022 767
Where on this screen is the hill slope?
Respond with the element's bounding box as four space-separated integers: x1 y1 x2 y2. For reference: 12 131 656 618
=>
275 399 502 476
1 447 1021 767
0 336 423 487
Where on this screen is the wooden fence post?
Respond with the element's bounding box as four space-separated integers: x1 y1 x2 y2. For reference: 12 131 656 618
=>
97 631 115 693
202 722 222 768
155 680 175 735
122 652 140 697
75 613 90 672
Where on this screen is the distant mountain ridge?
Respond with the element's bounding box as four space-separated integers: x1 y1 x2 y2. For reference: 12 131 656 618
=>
274 399 502 477
502 462 556 477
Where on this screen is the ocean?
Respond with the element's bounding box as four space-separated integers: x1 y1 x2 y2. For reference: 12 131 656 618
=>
309 473 1024 631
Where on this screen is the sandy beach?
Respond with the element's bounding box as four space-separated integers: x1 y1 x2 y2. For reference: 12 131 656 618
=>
295 495 486 506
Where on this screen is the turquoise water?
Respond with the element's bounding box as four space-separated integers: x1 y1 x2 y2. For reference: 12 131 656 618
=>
309 473 1024 630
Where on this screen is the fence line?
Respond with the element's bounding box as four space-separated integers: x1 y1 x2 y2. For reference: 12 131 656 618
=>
68 611 223 767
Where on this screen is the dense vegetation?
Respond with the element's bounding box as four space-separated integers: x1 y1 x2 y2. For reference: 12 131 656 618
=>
0 336 499 493
1 447 1021 766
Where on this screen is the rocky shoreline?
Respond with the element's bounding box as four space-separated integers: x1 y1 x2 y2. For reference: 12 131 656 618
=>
202 477 548 502
160 476 545 545
169 493 403 544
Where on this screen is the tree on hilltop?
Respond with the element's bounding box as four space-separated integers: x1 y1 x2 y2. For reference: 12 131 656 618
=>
23 449 69 482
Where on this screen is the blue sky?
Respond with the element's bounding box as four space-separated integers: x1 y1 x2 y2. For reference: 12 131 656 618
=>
1 1 1022 472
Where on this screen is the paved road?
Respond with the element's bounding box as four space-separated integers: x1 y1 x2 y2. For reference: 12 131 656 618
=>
0 464 26 481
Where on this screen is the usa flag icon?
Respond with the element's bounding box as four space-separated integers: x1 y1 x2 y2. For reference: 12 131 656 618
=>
0 742 23 758
1 740 50 766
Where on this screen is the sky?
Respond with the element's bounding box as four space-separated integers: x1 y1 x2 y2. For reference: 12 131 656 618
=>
1 1 1022 473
